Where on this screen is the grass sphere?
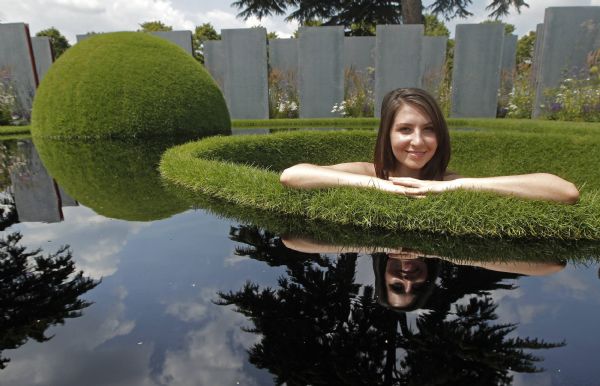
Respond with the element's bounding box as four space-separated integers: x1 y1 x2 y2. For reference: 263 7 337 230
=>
31 32 230 138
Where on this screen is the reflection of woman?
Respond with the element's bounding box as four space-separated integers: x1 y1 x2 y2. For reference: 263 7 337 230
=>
280 88 579 203
283 237 565 312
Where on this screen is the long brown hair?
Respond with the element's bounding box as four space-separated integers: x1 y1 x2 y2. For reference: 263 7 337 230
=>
374 88 450 180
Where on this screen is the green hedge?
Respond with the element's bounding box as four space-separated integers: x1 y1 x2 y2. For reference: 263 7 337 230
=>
159 129 600 240
31 32 230 139
35 137 190 221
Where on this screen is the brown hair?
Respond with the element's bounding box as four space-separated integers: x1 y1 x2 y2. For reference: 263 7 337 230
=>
374 88 451 180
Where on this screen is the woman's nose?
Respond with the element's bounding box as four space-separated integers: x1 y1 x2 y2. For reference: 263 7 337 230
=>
410 131 424 145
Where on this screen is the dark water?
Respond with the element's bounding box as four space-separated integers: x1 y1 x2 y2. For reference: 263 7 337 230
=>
1 137 600 386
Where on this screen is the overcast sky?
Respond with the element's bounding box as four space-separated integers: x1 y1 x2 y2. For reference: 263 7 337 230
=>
0 0 598 44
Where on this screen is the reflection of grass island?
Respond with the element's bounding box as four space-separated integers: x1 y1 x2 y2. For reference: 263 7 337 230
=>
30 32 230 138
160 128 600 239
36 138 190 221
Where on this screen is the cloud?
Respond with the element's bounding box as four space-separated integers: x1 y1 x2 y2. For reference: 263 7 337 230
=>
15 206 150 279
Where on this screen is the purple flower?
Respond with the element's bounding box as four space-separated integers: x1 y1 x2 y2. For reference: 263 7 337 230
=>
550 102 562 112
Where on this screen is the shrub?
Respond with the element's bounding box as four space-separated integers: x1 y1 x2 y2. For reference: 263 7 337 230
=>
268 68 299 119
506 64 534 119
332 67 374 117
31 32 230 138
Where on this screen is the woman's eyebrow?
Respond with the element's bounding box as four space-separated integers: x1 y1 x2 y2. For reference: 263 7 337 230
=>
394 122 433 127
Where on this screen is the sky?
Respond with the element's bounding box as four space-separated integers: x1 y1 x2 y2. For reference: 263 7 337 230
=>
0 0 598 44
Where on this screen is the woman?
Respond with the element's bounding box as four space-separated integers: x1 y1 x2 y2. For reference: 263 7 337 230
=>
280 88 579 204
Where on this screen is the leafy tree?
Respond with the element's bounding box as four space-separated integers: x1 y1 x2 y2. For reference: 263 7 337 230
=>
138 21 173 32
0 233 99 369
217 225 564 385
424 13 449 36
232 0 530 32
192 23 220 63
516 30 536 66
35 27 71 59
267 31 279 39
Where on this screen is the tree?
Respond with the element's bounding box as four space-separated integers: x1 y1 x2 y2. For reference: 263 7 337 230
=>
232 0 530 33
516 30 536 66
192 23 221 63
35 27 71 59
0 233 99 369
138 21 173 32
424 14 449 37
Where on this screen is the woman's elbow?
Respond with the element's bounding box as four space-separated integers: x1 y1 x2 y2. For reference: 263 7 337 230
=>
562 182 580 204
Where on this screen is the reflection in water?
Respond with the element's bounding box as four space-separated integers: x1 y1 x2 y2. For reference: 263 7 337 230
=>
217 225 565 385
33 137 194 221
0 232 99 369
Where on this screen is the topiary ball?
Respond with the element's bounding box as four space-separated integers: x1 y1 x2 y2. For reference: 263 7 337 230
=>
31 32 230 138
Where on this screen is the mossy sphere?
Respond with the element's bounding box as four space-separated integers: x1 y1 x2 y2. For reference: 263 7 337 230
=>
31 32 230 138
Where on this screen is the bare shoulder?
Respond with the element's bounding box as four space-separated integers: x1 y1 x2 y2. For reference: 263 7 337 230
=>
443 170 462 181
324 162 376 176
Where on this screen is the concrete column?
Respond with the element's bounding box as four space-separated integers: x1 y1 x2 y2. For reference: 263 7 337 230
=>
222 28 269 119
450 23 504 118
375 25 424 117
532 7 600 117
203 40 224 90
298 26 344 118
0 23 38 121
421 36 448 96
151 31 193 55
31 36 54 82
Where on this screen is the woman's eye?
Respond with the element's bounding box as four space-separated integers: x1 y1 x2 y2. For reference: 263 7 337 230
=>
398 127 411 133
424 127 434 132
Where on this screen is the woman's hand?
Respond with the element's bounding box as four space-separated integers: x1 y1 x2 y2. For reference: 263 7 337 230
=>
389 177 462 197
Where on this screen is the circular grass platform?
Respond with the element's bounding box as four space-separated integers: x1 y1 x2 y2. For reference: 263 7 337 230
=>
31 32 230 138
159 129 600 240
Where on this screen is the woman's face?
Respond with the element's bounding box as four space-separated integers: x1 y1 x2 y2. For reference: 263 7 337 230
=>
385 253 429 308
389 103 438 177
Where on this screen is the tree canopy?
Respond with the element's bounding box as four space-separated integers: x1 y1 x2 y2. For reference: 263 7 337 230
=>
137 20 173 32
35 27 71 59
231 0 529 29
193 23 221 63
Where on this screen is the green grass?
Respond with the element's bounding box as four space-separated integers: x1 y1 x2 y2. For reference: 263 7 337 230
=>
31 32 230 139
160 129 600 240
0 125 31 139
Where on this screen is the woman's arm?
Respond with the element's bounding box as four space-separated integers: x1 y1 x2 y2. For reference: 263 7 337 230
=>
280 162 415 195
391 173 580 204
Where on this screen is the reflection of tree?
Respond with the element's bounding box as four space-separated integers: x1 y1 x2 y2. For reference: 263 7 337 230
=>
0 233 99 369
217 225 564 385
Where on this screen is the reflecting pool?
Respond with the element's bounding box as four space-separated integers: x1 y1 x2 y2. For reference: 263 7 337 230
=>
1 136 599 386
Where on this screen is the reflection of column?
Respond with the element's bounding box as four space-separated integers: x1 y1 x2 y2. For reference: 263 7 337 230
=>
57 185 78 207
9 140 63 223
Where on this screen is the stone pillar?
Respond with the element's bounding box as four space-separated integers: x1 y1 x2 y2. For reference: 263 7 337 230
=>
0 23 38 121
450 23 504 118
375 25 423 117
532 7 600 118
344 36 375 73
298 26 344 118
203 40 224 90
31 36 54 82
269 38 298 74
222 28 269 119
151 31 193 55
530 23 545 93
421 36 447 96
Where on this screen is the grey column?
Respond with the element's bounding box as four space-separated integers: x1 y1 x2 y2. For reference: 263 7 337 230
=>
203 40 225 90
0 23 38 121
344 36 375 72
222 28 269 119
499 34 518 112
31 36 54 81
421 36 447 96
375 25 424 117
530 23 545 92
298 26 344 118
450 23 504 118
533 7 600 117
269 38 298 74
151 31 193 55
9 140 62 223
